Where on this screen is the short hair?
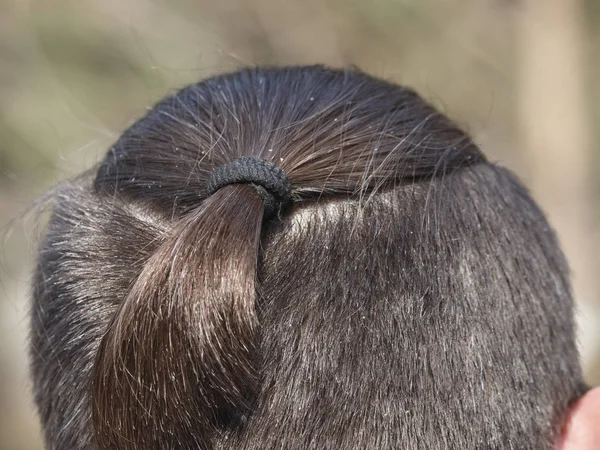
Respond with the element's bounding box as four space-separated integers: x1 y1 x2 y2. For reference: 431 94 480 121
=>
30 65 586 449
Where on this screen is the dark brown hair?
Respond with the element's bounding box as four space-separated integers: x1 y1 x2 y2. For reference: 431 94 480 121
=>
30 65 585 449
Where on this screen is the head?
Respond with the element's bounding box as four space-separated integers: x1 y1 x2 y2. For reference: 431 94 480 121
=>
30 65 593 449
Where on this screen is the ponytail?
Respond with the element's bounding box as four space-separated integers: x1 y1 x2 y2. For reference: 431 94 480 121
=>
92 183 268 449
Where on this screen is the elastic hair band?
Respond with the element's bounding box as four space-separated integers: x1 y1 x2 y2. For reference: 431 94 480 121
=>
206 156 292 218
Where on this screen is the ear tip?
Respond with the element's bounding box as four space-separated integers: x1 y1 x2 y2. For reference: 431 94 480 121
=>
560 386 600 449
573 386 600 415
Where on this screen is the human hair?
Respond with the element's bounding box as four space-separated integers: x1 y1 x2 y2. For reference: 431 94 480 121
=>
30 65 586 449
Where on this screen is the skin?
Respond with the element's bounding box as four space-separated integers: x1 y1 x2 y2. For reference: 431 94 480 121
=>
560 387 600 449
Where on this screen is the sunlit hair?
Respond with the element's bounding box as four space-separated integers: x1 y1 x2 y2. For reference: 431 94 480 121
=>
30 65 585 449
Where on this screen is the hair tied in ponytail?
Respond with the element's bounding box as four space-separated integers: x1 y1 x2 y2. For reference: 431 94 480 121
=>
206 156 292 219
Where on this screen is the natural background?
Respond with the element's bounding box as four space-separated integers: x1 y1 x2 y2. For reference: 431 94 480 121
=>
1 0 599 448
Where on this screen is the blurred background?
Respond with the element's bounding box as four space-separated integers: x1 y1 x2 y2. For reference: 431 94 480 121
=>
0 0 598 448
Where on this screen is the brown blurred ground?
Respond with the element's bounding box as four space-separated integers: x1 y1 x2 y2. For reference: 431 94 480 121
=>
1 1 598 448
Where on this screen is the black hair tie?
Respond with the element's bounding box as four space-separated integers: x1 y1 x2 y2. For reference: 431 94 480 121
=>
206 156 292 219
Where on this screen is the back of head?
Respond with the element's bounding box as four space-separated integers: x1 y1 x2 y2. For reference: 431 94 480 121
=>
30 65 585 449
